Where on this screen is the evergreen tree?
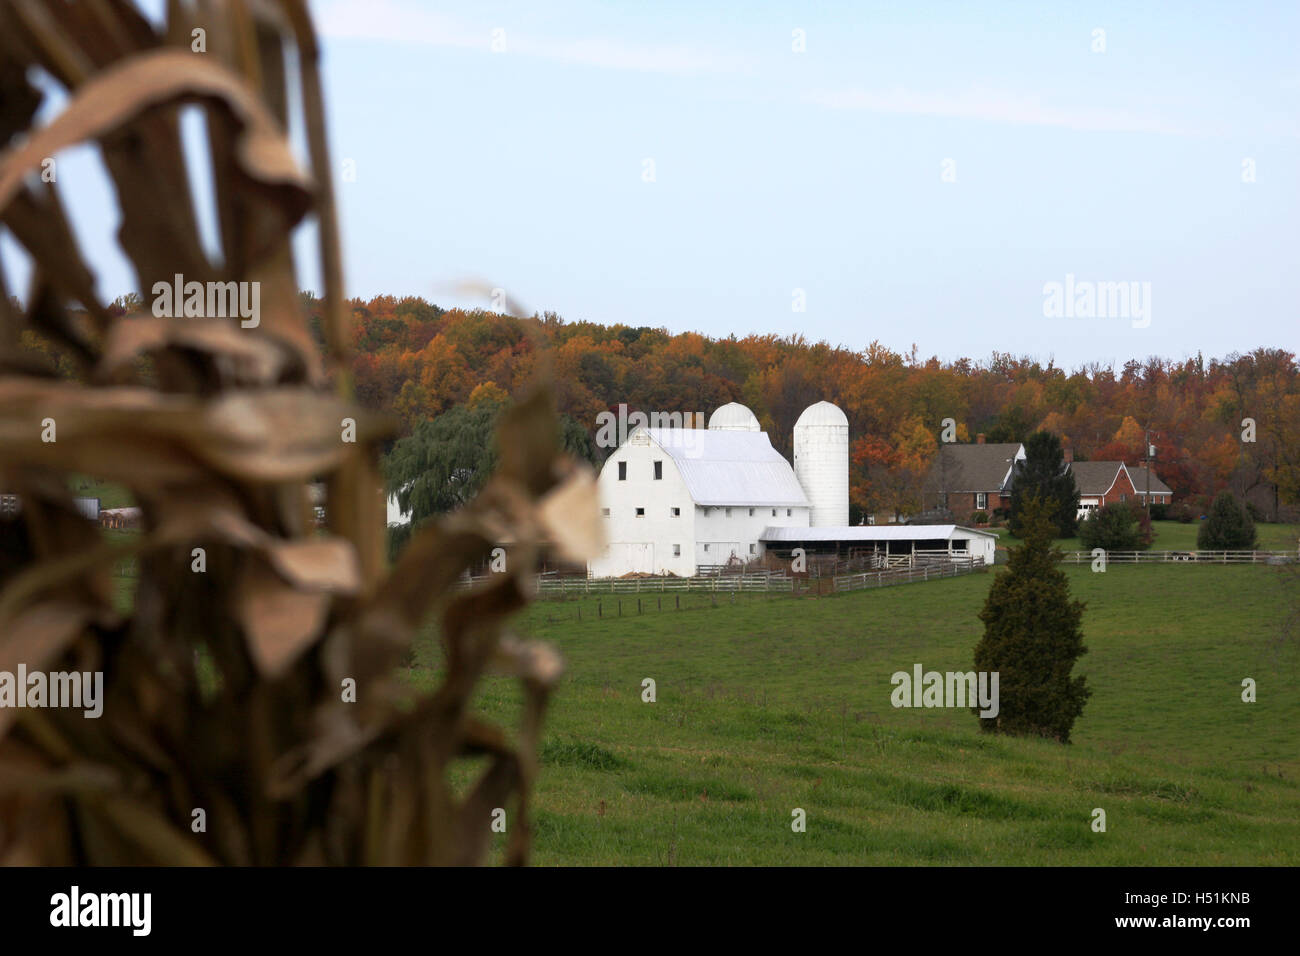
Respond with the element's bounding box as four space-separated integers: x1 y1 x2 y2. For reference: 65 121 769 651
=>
973 494 1090 742
1197 491 1258 550
1078 500 1153 552
1008 431 1079 538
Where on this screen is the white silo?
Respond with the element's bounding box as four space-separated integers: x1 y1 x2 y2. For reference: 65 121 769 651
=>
793 401 849 527
708 402 761 431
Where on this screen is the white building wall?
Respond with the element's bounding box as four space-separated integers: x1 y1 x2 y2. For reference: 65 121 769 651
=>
948 529 997 565
589 433 698 577
695 504 809 566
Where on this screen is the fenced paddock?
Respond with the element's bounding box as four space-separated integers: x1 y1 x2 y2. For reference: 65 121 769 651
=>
1058 550 1298 565
458 554 988 598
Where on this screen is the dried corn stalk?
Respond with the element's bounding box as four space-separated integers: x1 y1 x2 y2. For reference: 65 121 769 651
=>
0 0 599 865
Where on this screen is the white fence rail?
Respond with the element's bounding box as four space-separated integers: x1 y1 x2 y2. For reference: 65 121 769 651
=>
1058 550 1298 565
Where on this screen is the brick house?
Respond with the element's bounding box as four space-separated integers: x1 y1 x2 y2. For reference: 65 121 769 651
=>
1069 461 1136 514
1126 466 1173 508
922 438 1025 522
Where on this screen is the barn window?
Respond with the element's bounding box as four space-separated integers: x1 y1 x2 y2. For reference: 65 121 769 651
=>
704 543 710 552
653 460 663 480
725 508 732 517
673 544 681 556
748 508 754 516
749 544 756 554
786 509 792 516
635 507 645 517
952 539 967 552
976 492 987 510
671 507 680 517
601 508 610 517
771 508 777 517
618 462 627 481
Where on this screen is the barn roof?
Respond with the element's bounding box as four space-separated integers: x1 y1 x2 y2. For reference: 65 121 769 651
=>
923 443 1024 493
760 525 996 542
643 427 810 507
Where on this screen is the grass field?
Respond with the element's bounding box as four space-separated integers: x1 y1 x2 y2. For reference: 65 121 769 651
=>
410 563 1300 865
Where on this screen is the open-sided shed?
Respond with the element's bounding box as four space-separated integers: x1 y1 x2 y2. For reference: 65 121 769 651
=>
760 524 997 566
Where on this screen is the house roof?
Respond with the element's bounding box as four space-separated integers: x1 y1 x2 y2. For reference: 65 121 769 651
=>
923 443 1024 493
642 427 811 507
760 525 997 542
1068 461 1130 496
1127 466 1173 496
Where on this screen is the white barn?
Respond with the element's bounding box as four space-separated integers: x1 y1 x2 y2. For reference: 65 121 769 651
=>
590 400 996 577
587 423 813 577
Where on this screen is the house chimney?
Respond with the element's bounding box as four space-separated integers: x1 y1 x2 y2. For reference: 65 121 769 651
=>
976 433 985 445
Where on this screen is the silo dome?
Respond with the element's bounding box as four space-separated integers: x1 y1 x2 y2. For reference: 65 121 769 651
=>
708 402 761 431
793 401 849 527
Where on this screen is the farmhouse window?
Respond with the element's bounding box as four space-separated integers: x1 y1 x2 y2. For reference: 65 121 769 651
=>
771 508 777 517
748 508 754 516
673 544 681 556
618 462 627 480
749 544 756 554
786 509 792 517
725 508 732 517
653 460 663 480
704 544 710 552
976 492 987 510
635 507 645 517
671 507 680 516
601 508 610 516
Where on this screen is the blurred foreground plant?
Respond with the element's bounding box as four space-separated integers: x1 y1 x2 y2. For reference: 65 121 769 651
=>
0 0 599 865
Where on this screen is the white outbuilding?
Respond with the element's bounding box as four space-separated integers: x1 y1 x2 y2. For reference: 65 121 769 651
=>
759 524 997 567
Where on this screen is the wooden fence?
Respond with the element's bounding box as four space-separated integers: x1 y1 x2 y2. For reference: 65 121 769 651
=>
1057 550 1297 565
460 555 988 597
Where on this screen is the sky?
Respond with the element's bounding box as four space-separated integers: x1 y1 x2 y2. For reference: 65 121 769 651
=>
6 0 1298 369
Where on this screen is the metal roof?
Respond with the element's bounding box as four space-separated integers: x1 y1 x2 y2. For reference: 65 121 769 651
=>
760 524 997 542
794 401 848 428
643 427 811 507
708 402 761 431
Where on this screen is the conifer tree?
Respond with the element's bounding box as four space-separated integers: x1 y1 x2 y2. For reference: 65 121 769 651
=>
973 494 1090 742
1008 431 1079 538
1197 491 1258 550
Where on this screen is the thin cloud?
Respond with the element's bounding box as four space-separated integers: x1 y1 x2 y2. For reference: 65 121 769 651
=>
806 86 1194 135
316 0 750 76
